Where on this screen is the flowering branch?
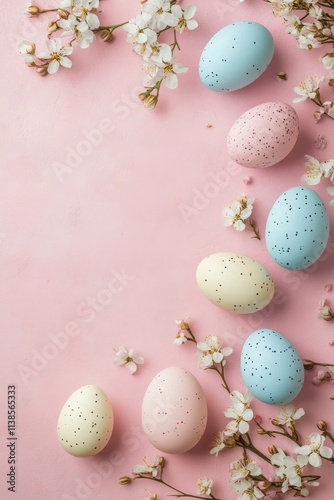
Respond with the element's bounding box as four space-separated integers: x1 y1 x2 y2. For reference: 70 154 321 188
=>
121 320 334 499
19 0 198 108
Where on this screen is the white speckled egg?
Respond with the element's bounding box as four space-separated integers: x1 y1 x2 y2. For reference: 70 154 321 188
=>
241 329 304 404
57 385 114 457
227 102 299 168
199 21 274 92
142 367 207 454
266 186 330 269
196 252 274 314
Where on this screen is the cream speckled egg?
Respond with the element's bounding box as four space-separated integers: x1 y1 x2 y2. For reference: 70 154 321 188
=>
142 367 207 454
57 385 114 457
227 102 299 168
196 252 274 314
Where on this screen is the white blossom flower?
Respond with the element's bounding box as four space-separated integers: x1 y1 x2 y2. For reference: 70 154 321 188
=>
113 346 144 373
143 47 188 89
297 33 322 50
267 0 294 17
18 40 35 63
284 14 302 37
37 38 73 74
232 478 264 500
171 4 198 33
59 15 95 48
196 477 213 496
142 0 178 30
323 53 334 70
271 448 289 478
132 456 162 477
301 155 326 185
59 0 73 8
72 0 100 29
197 335 233 369
295 432 333 467
322 101 334 119
224 390 253 435
230 458 262 482
309 5 323 19
173 330 187 345
123 13 157 45
223 194 254 232
210 430 236 455
272 405 305 429
293 76 320 103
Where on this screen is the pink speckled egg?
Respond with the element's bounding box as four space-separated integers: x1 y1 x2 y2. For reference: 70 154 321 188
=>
227 102 299 168
141 366 207 454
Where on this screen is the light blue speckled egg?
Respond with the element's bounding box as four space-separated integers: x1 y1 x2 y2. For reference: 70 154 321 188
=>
241 329 304 405
199 21 274 92
265 186 330 270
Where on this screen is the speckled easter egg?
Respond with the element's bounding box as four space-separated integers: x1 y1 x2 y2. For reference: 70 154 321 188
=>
141 367 207 454
57 385 114 457
227 102 299 168
266 186 330 269
199 21 274 92
241 329 304 404
196 252 274 314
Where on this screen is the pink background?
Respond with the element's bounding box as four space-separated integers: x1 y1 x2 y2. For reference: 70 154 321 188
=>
1 1 334 499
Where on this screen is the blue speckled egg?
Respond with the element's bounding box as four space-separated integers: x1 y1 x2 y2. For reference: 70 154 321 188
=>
241 329 304 405
265 186 330 270
199 21 274 92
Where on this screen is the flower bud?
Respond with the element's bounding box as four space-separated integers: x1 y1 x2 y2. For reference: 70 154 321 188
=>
27 4 41 15
328 79 334 87
48 21 58 34
100 30 114 42
58 9 70 20
303 359 315 370
257 427 267 435
276 72 287 81
144 94 158 109
268 444 278 455
119 476 132 485
37 67 48 76
158 456 165 468
317 420 327 431
138 92 148 101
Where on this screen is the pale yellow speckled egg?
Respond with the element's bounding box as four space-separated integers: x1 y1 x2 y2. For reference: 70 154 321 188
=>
57 385 114 457
196 252 275 314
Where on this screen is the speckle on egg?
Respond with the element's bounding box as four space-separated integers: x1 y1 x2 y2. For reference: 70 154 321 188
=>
265 186 330 269
241 329 304 405
199 21 274 92
227 102 299 168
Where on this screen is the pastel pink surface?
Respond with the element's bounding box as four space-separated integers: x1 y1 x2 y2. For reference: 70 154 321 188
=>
1 1 334 500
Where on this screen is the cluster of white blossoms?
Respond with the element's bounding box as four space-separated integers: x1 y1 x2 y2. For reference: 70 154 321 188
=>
266 1 334 121
18 0 198 107
267 0 334 51
124 0 198 107
300 154 334 205
223 194 260 239
19 0 101 74
196 335 233 369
